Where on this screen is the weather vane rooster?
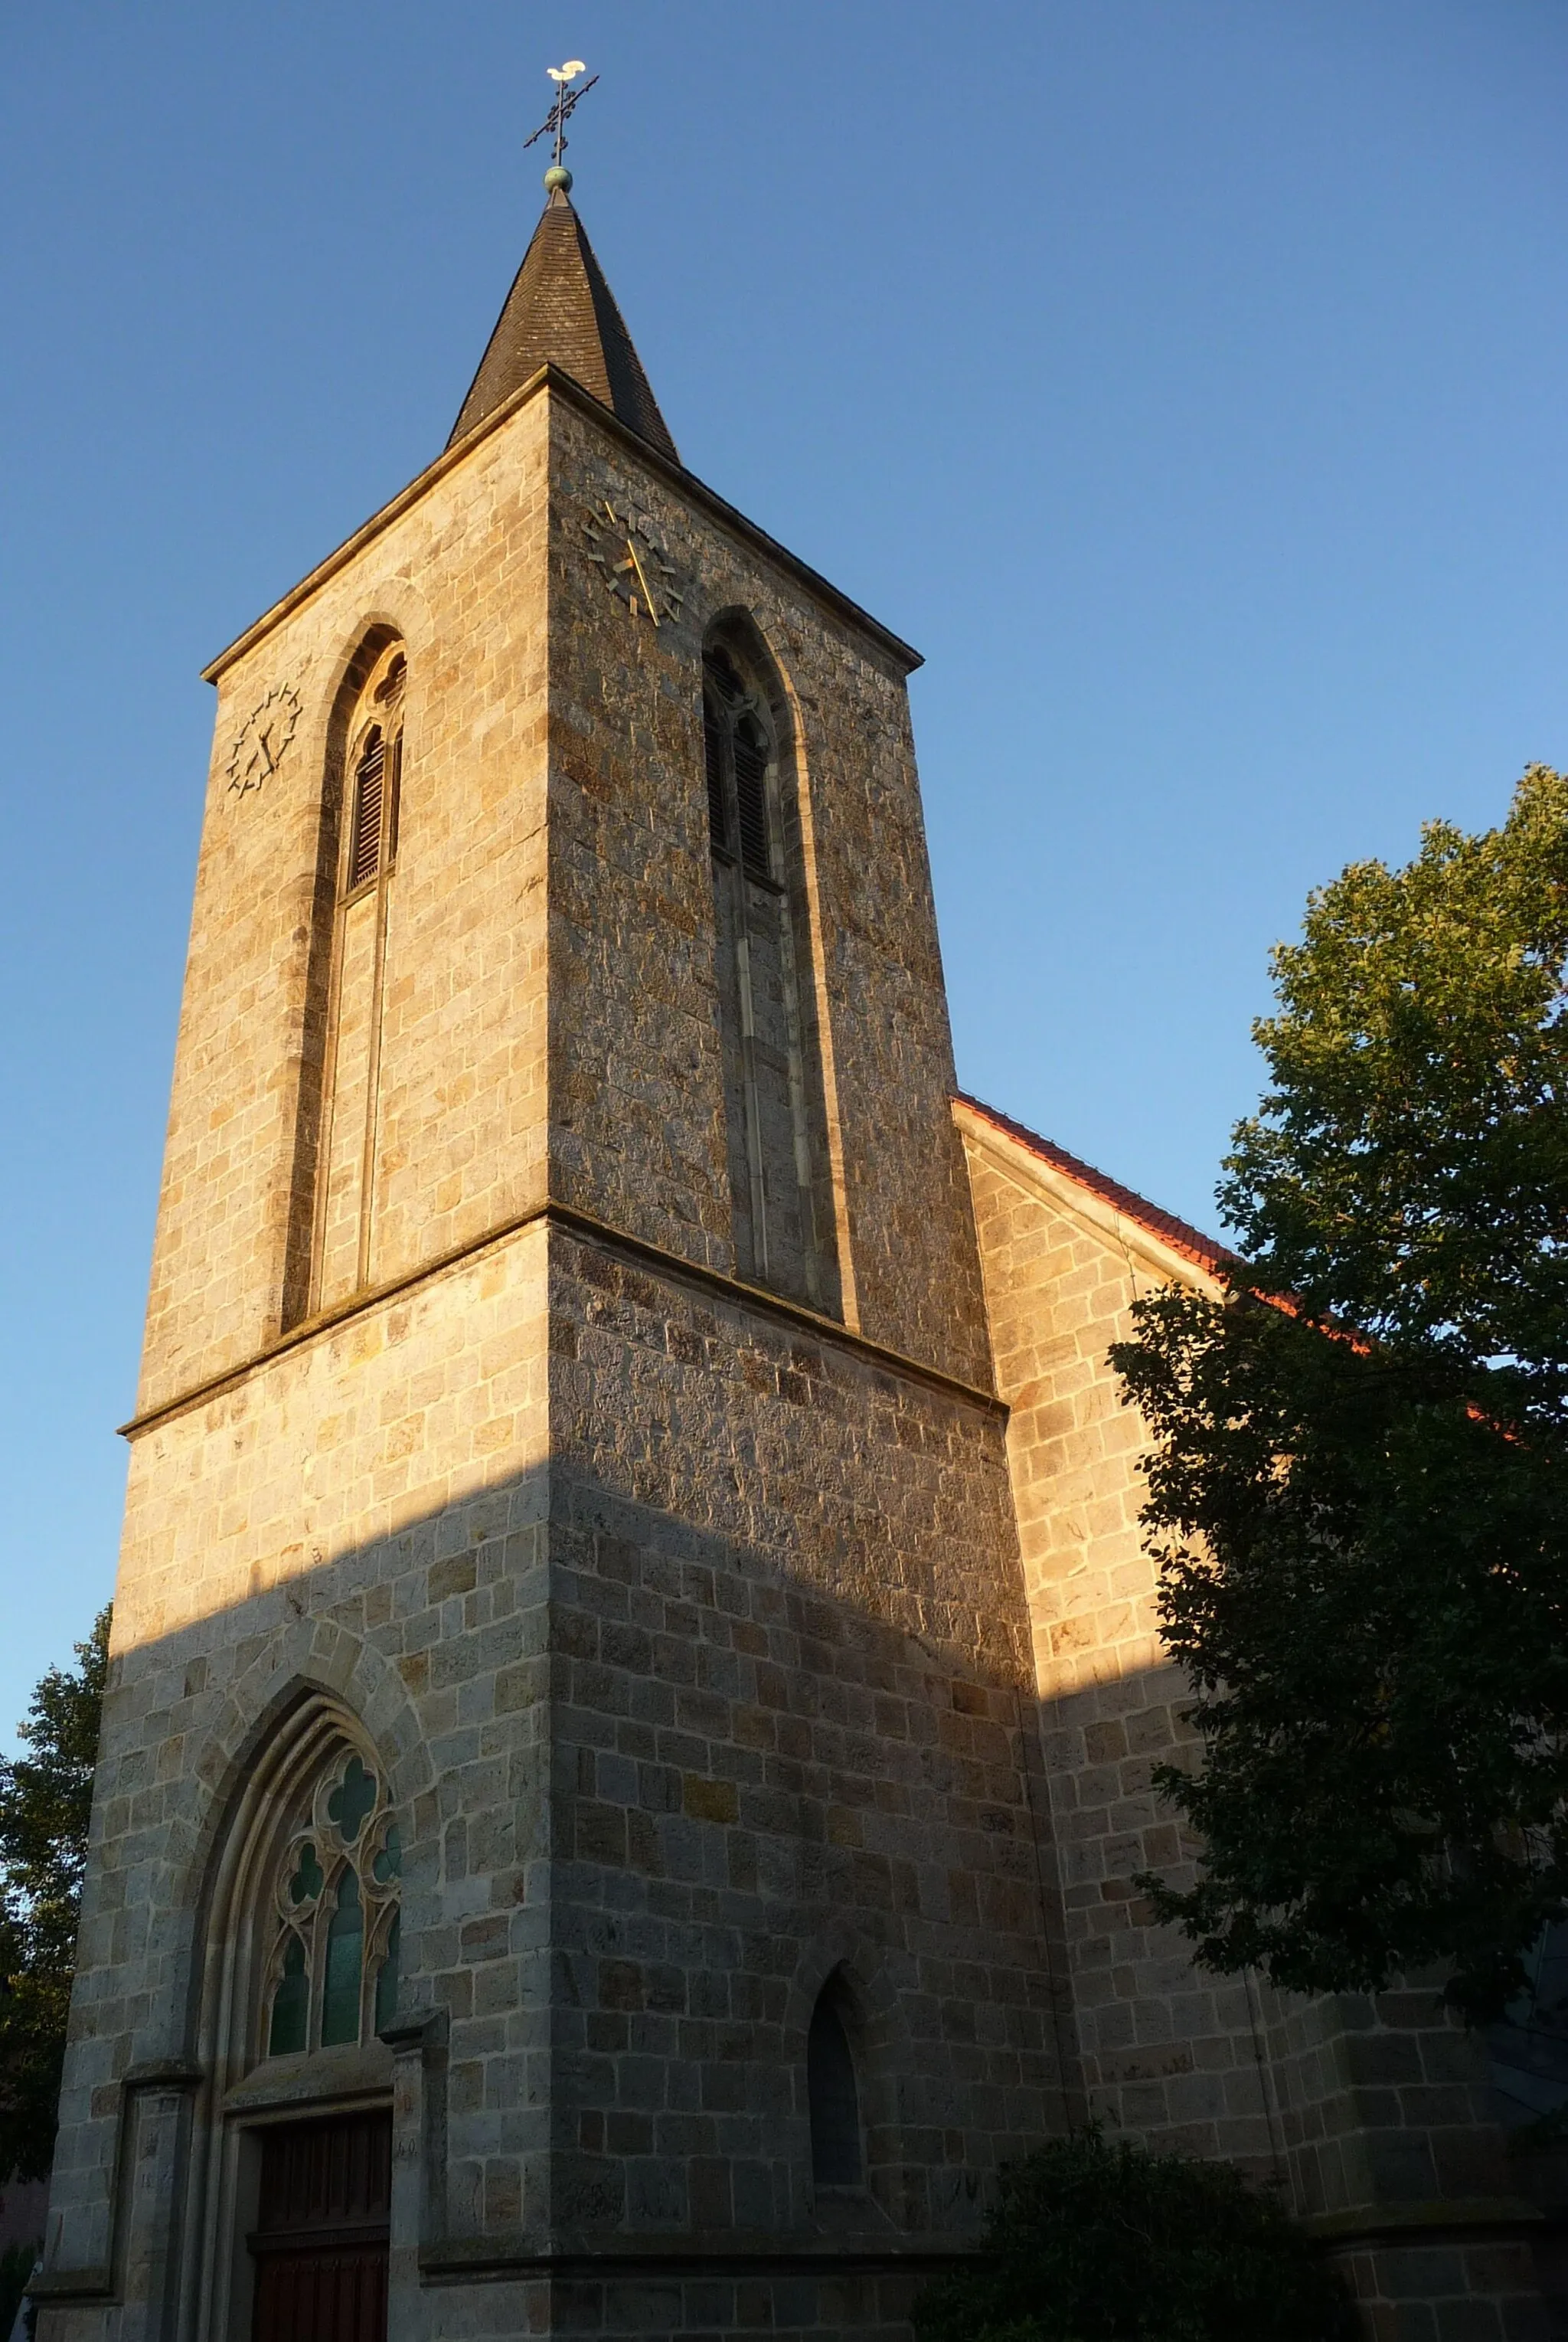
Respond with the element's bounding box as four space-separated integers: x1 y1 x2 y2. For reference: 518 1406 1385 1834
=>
524 60 598 192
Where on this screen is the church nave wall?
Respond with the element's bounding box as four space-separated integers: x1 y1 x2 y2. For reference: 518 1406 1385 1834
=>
957 1099 1537 2335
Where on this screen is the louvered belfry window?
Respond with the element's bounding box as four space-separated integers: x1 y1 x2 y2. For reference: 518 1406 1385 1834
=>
702 648 772 882
350 729 386 889
731 718 771 882
704 703 731 855
344 649 405 898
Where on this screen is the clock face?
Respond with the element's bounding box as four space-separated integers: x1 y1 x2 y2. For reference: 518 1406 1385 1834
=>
583 499 683 626
227 683 302 798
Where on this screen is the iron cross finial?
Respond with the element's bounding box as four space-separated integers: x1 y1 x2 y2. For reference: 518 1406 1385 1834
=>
524 60 599 193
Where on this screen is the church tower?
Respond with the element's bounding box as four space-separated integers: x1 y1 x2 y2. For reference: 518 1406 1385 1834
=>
34 137 1073 2342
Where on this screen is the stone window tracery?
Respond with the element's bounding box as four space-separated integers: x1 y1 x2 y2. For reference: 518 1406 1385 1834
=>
264 1748 402 2060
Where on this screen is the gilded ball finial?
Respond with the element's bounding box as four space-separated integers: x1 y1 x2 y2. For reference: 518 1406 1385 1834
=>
544 163 573 195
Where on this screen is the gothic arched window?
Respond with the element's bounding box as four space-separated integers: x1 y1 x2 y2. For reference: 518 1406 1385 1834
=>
263 1748 402 2061
345 649 404 894
807 1977 863 2188
350 728 387 891
302 636 408 1318
702 634 839 1315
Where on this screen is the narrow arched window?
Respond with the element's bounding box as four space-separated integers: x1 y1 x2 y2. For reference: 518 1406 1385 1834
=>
704 650 772 882
350 729 386 888
279 633 409 1331
704 699 731 855
263 1745 402 2062
702 633 839 1315
299 637 409 1318
320 1870 364 2046
808 1981 863 2187
731 713 771 881
345 651 405 894
266 1934 309 2059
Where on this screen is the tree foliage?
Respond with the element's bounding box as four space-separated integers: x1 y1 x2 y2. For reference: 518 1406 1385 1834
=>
1110 767 1568 2021
0 1609 109 2180
912 2128 1352 2342
0 2242 39 2342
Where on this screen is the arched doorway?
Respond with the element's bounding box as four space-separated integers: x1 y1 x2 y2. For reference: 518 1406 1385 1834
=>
183 1696 402 2342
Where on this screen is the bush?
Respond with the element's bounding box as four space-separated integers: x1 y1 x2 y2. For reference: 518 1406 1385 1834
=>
0 2241 38 2342
913 2130 1354 2342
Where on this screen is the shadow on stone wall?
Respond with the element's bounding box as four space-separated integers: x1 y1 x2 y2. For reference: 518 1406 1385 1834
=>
44 1454 1085 2340
1037 1648 1561 2340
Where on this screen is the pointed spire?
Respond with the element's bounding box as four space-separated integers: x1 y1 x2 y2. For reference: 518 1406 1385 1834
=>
447 184 678 463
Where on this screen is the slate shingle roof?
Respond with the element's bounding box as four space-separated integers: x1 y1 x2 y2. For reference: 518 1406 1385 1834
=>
448 189 678 462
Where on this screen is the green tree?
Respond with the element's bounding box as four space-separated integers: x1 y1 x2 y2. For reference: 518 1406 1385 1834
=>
0 2242 40 2340
1110 766 1568 2022
0 1608 110 2180
912 2128 1352 2342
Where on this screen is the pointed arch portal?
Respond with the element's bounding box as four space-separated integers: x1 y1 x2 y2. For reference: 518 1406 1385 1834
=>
182 1693 400 2342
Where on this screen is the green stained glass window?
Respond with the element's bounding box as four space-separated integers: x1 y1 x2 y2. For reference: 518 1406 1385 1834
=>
320 1869 364 2046
372 1822 401 1884
263 1748 400 2065
268 1935 309 2057
374 1911 401 2036
327 1755 377 1846
288 1841 323 1905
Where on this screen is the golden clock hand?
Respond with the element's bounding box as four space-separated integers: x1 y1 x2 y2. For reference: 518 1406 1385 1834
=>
626 537 659 623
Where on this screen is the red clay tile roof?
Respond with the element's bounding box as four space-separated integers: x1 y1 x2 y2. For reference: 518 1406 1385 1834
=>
954 1092 1234 1281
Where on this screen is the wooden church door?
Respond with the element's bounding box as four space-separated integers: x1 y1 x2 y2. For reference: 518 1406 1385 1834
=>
250 2109 391 2342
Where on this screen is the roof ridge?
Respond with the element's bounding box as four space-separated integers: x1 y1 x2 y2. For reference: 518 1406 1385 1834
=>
953 1091 1233 1278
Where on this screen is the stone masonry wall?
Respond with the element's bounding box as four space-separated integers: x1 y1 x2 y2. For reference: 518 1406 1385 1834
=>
954 1103 1277 2171
546 394 991 1391
42 1221 553 2340
136 391 551 1418
956 1099 1544 2340
47 375 1080 2342
138 372 988 1418
51 1215 1071 2338
44 327 1543 2338
544 1218 1072 2249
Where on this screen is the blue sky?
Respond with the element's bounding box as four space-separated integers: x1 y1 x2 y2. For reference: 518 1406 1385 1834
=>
2 0 1566 1741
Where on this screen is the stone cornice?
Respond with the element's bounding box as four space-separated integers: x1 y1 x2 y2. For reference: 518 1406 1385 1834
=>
33 2228 978 2311
1302 2196 1544 2246
201 365 921 686
120 1198 1003 1441
418 2231 979 2281
953 1097 1227 1299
